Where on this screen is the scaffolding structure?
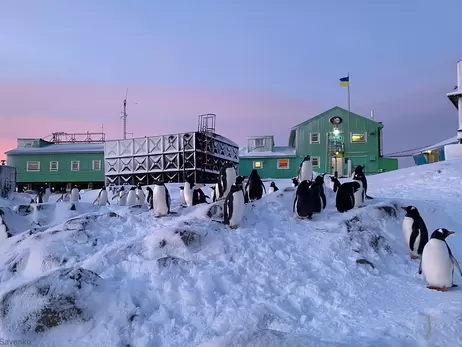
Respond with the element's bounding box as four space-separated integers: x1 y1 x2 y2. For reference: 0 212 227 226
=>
44 131 106 144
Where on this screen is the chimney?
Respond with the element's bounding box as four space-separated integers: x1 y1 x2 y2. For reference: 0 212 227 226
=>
370 110 374 120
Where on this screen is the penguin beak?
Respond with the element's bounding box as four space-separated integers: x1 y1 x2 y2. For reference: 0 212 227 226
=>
448 231 455 235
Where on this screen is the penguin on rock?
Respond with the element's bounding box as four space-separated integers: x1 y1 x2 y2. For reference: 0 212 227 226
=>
401 206 428 259
151 180 171 217
420 228 462 291
223 176 246 229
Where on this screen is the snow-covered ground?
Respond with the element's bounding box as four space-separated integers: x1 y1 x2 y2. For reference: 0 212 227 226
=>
0 160 461 347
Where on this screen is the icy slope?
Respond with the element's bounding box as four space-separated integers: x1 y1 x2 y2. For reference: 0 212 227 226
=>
0 160 461 346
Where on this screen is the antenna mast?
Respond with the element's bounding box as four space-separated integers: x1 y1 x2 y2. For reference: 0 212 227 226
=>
122 88 128 140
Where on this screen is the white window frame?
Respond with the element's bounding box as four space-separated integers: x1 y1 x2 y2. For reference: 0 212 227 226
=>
253 160 263 169
310 132 320 144
350 132 367 143
92 159 101 171
277 158 290 169
49 161 59 171
71 160 80 171
254 138 265 148
26 161 40 172
311 156 321 168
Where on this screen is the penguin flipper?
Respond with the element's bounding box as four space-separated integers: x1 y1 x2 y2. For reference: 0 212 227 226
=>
261 181 266 194
450 254 462 276
418 258 423 275
409 226 420 252
166 188 171 213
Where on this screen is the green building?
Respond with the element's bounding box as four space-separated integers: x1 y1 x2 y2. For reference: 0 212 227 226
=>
5 137 105 192
238 106 398 179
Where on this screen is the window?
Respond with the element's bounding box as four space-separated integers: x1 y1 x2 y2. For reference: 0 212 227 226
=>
310 133 320 144
92 160 101 171
351 132 367 143
26 161 40 172
71 160 80 171
312 157 320 168
254 138 264 148
253 160 263 169
49 161 58 171
277 159 289 169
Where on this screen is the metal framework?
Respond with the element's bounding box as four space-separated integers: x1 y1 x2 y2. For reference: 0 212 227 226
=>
44 131 106 144
104 114 238 185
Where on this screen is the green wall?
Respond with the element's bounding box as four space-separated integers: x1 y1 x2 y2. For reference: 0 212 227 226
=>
7 152 105 183
291 107 384 175
378 157 398 172
239 157 299 179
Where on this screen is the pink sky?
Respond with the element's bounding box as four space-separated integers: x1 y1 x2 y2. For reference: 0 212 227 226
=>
0 81 323 160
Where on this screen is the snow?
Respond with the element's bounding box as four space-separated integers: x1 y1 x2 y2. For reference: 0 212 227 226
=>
417 136 458 153
5 143 104 155
0 159 462 346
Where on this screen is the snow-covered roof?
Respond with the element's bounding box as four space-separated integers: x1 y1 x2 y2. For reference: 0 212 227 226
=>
5 143 105 155
416 136 459 153
239 146 296 158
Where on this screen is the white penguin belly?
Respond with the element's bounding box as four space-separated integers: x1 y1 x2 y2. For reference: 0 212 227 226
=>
99 191 108 206
224 169 237 197
70 189 79 202
299 163 313 182
126 191 137 206
269 187 275 193
229 192 245 227
353 182 364 208
402 217 420 256
137 190 146 204
422 240 453 287
179 190 186 205
153 187 168 216
119 193 127 206
184 188 193 206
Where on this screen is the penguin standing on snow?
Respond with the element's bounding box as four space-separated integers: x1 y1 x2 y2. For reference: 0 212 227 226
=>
146 187 154 210
126 186 138 206
293 180 315 219
70 186 81 203
43 188 51 203
35 188 44 204
291 177 299 187
112 186 127 206
351 177 365 208
269 181 279 193
94 186 110 206
223 176 246 229
136 185 146 206
244 169 266 203
420 228 462 291
297 155 313 182
352 165 373 199
329 176 341 193
335 181 361 213
178 186 186 205
184 178 208 206
0 214 10 242
209 186 217 202
401 206 428 259
152 180 171 217
313 175 326 209
215 162 237 201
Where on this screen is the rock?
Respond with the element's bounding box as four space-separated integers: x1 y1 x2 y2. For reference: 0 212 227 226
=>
356 258 375 268
375 204 398 219
107 211 119 218
0 267 103 333
157 256 188 269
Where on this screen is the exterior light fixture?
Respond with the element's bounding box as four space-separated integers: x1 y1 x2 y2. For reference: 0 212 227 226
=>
333 128 340 136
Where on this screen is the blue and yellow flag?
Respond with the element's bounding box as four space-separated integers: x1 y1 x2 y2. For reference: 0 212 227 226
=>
339 76 349 87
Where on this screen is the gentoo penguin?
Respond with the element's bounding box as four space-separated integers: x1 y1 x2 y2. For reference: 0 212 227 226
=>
136 185 146 206
420 228 462 291
209 186 217 202
329 176 341 193
70 186 81 203
94 186 110 206
269 181 279 193
0 214 10 242
223 176 246 229
146 187 154 210
291 177 299 188
297 155 313 182
35 188 44 204
152 180 171 217
351 177 365 208
293 180 315 219
178 186 186 205
215 162 237 201
335 181 361 213
126 186 138 206
244 169 266 203
313 175 326 209
352 165 373 199
112 186 127 206
401 206 428 259
43 188 51 203
184 178 208 206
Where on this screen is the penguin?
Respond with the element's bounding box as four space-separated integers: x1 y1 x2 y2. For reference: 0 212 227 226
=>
70 186 80 203
291 177 299 188
146 186 154 209
335 181 361 213
297 155 313 182
244 169 266 203
0 214 10 243
184 178 208 206
152 180 171 217
43 188 51 203
178 186 186 205
293 180 315 219
35 188 44 204
420 228 462 291
223 176 246 229
329 176 341 193
313 175 326 209
94 187 110 206
136 185 146 206
352 165 373 199
112 185 127 206
209 185 217 202
126 186 138 206
215 162 237 201
269 181 279 193
351 177 365 208
401 206 428 260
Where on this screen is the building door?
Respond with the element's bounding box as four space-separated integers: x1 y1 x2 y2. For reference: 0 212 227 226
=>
331 157 343 176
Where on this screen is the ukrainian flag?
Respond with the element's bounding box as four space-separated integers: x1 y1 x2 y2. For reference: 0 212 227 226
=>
339 76 349 87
